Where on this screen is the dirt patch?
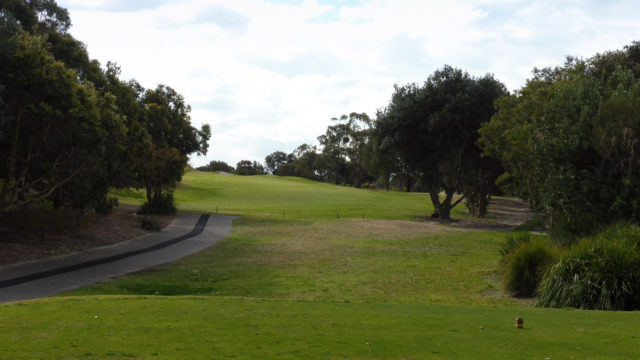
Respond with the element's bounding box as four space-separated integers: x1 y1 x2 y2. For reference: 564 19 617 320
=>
0 204 173 266
425 197 536 232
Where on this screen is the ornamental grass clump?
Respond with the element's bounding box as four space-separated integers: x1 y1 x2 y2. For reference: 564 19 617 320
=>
500 233 560 297
537 223 640 310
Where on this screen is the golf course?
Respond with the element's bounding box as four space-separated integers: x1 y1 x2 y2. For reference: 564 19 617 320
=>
2 172 639 359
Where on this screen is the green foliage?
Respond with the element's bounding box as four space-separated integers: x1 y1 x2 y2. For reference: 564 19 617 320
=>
480 42 640 233
264 151 292 174
500 234 559 297
593 222 640 246
93 196 118 216
267 113 386 188
0 2 210 216
139 85 211 203
0 31 127 213
196 160 235 173
139 192 177 215
235 160 265 175
273 145 321 180
375 66 507 220
538 224 640 310
316 113 373 187
139 216 161 231
498 232 532 262
513 218 545 232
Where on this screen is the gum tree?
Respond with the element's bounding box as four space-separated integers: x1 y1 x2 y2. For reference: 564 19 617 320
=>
375 66 506 220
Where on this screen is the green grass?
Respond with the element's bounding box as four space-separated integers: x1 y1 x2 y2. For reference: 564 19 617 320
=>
69 217 517 306
115 171 468 220
513 217 546 232
2 296 640 359
5 171 638 359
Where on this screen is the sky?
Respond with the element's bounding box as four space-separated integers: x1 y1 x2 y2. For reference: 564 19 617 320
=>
56 0 640 168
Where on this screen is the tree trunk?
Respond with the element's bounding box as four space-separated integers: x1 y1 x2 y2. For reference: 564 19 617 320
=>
477 192 488 218
428 189 452 222
145 181 152 204
405 173 412 192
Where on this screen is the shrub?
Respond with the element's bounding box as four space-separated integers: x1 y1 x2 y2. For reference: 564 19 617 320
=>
592 222 640 247
499 232 532 263
139 192 177 215
94 196 119 216
513 218 545 233
537 231 640 310
501 235 559 297
140 216 161 231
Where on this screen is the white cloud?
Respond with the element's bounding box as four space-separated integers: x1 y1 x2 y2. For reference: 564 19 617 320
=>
57 0 640 167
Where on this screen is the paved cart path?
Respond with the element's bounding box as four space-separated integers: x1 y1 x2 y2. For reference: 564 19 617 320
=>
0 214 235 303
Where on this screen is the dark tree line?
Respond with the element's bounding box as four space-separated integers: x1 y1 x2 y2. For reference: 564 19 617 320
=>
479 42 640 234
197 160 234 173
265 113 379 188
0 0 210 215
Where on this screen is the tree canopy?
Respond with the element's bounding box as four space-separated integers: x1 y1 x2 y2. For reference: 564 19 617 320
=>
0 0 210 215
480 42 640 234
375 66 507 220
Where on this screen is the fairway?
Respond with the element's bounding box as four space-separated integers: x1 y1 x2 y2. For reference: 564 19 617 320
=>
115 171 468 220
6 172 640 359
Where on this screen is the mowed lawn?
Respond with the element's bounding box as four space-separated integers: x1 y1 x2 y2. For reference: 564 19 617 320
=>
3 172 640 359
3 296 639 359
115 171 468 220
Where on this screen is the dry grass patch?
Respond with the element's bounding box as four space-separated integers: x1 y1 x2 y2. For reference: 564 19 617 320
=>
234 218 457 265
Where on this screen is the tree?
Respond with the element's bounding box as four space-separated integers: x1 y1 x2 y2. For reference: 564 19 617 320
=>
197 160 234 173
480 43 640 233
363 129 403 191
272 144 320 179
235 160 265 175
264 151 290 174
0 0 212 217
376 66 507 220
1 0 71 35
139 85 210 206
0 32 126 213
317 112 373 187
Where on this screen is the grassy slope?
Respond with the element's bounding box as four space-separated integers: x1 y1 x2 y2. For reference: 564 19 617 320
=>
5 172 640 359
115 171 467 220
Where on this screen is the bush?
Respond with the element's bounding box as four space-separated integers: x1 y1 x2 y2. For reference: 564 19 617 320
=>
94 196 119 216
139 192 177 215
592 222 640 247
501 234 559 297
537 226 640 310
140 216 161 231
499 232 532 263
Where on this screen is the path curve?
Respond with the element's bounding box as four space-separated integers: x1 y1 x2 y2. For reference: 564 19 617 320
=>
0 214 235 303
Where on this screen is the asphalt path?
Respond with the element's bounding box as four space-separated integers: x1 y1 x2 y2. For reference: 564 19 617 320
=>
0 214 235 303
